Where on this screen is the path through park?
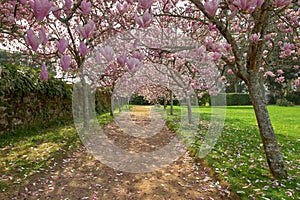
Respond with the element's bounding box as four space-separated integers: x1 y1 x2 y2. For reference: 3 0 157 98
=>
1 106 234 200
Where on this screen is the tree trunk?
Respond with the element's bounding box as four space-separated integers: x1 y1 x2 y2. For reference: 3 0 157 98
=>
163 97 167 110
82 78 90 129
247 73 287 179
170 90 174 115
186 95 192 124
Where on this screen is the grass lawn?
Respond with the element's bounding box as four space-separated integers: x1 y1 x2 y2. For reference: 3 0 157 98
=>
165 105 300 199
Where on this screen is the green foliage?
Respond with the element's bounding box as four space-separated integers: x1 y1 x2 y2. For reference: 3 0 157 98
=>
286 92 300 105
130 95 150 105
276 98 294 107
0 63 72 98
226 93 252 106
165 106 300 200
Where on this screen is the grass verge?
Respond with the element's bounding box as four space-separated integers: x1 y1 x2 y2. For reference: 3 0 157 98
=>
165 105 300 200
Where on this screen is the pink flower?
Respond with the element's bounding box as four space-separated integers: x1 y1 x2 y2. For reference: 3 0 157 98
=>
127 58 142 74
292 57 298 61
29 0 53 21
135 11 153 28
204 0 220 16
212 52 222 61
295 78 300 87
79 42 88 56
137 0 153 10
38 26 48 45
264 71 275 77
64 0 72 15
80 0 91 15
234 0 250 10
132 51 144 61
224 43 232 51
249 33 261 43
61 55 71 71
25 29 41 51
275 76 285 83
100 45 115 62
294 65 299 70
227 69 234 75
77 20 95 39
20 0 26 4
40 63 48 80
56 38 69 53
277 69 284 75
52 7 61 18
116 2 129 14
264 34 271 40
95 51 102 64
117 53 127 66
259 67 264 72
274 0 292 7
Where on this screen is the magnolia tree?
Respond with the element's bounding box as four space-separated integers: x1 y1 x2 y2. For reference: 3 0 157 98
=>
1 0 300 179
158 0 300 178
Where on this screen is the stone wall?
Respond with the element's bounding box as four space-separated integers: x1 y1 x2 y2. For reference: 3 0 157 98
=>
0 92 72 134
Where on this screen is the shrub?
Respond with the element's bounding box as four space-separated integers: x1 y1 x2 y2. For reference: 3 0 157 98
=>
276 98 294 107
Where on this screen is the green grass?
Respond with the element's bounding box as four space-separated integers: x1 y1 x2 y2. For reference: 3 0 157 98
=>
0 112 114 192
165 105 300 200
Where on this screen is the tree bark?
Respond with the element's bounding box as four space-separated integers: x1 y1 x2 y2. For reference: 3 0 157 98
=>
186 95 192 124
247 73 287 179
170 90 174 115
163 97 167 110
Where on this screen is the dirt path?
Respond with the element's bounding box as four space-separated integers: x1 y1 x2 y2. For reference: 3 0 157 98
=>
2 106 234 200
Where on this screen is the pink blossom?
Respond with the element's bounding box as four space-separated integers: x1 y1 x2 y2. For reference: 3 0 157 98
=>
212 52 222 61
224 43 232 51
234 0 250 10
95 51 102 64
264 71 275 77
227 69 234 75
204 0 220 16
100 45 115 62
295 78 300 86
264 34 271 40
52 7 61 18
63 0 72 15
259 67 264 72
278 41 283 46
135 11 153 28
80 0 91 15
38 26 48 45
20 0 26 4
8 16 15 23
117 53 127 66
25 29 41 51
277 69 284 75
275 76 285 83
77 20 95 39
274 0 292 7
137 0 153 10
132 51 144 61
56 38 68 53
127 58 142 74
249 33 260 43
294 65 299 70
61 55 71 71
116 2 129 14
29 0 53 21
292 57 297 61
40 63 48 80
79 42 88 56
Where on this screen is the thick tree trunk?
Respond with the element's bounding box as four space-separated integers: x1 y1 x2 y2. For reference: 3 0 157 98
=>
247 73 287 179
